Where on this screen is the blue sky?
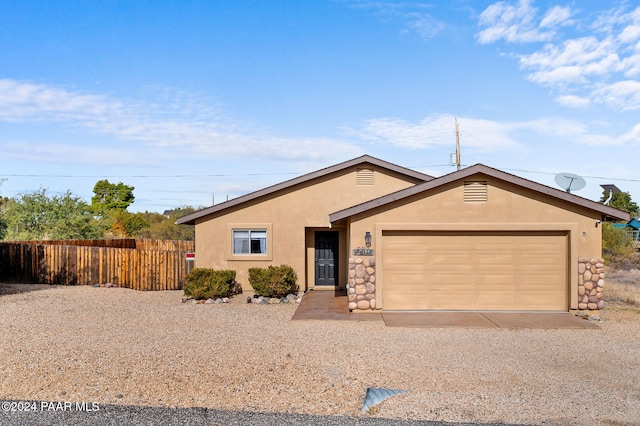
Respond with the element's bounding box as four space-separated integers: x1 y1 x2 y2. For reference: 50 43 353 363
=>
1 0 639 212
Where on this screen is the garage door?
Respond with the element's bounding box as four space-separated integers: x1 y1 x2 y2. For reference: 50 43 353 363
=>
382 231 568 311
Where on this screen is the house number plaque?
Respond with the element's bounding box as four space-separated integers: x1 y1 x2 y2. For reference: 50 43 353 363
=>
352 247 374 256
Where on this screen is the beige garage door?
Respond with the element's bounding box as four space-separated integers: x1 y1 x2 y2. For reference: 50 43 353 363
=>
382 231 568 311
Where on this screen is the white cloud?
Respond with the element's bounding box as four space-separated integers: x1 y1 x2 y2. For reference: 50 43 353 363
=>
591 80 640 111
519 37 621 86
555 94 590 108
477 0 561 44
0 79 361 163
0 79 119 122
407 13 446 40
349 113 639 150
621 121 640 144
348 114 522 151
478 3 640 112
0 141 154 166
347 1 445 40
618 24 640 44
540 6 573 29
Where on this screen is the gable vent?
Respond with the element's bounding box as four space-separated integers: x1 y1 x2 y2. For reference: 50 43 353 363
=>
464 181 488 202
357 168 374 186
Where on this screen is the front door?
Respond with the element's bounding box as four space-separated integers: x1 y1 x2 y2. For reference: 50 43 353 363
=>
315 231 339 287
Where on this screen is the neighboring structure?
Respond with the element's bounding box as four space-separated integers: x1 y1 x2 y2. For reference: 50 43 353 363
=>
177 155 629 312
613 218 640 249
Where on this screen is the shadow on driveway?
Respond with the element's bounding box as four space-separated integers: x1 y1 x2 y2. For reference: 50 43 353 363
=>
1 401 532 426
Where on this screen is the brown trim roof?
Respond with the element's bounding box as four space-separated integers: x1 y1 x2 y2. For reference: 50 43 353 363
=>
329 164 631 222
176 155 434 225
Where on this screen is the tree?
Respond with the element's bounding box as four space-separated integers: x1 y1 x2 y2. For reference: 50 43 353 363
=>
599 190 639 217
101 210 150 238
0 179 7 240
601 222 635 263
91 180 135 213
134 207 195 241
3 188 103 240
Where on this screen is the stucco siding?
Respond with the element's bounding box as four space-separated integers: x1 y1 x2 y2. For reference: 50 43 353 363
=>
193 166 421 291
346 174 603 310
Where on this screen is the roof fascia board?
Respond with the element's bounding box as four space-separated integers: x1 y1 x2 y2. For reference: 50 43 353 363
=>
176 155 434 225
330 164 630 222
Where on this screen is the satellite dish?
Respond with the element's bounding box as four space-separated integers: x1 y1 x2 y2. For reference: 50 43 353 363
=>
555 173 586 193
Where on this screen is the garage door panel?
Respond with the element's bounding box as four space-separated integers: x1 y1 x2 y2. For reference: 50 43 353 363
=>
432 274 474 284
382 232 568 311
476 255 516 265
431 254 473 266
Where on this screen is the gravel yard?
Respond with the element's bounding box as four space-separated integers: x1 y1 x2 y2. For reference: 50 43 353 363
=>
1 284 639 425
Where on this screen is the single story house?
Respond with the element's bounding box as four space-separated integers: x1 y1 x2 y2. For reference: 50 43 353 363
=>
177 155 629 312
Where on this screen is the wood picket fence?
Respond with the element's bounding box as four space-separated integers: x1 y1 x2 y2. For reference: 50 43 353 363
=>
0 239 195 291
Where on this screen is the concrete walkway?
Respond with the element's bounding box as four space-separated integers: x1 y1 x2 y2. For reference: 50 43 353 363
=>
291 290 381 321
381 311 600 329
292 291 600 329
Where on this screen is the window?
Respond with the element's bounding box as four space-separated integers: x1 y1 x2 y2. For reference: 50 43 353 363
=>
233 230 267 254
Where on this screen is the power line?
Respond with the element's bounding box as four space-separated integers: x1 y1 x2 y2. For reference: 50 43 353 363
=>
0 172 302 178
3 166 640 184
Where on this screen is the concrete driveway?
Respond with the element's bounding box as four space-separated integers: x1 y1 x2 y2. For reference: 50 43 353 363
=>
380 311 600 329
293 291 600 329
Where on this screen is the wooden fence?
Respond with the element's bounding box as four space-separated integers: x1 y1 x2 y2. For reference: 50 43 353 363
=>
0 239 195 291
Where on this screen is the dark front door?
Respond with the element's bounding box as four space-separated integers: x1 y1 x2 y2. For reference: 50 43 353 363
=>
315 231 339 287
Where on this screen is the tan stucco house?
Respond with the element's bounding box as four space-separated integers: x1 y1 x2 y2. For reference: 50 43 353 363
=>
177 155 629 312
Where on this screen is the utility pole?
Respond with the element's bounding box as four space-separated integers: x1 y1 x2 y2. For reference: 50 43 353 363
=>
455 118 461 171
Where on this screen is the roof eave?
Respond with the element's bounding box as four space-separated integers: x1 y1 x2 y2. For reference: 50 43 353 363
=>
330 164 631 223
175 154 434 225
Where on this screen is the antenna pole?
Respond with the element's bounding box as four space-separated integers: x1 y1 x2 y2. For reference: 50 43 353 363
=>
455 118 461 171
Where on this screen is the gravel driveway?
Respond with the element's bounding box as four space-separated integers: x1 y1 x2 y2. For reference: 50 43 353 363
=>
1 284 638 425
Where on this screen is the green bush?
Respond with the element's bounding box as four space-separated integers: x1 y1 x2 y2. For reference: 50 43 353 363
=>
248 264 298 297
183 268 238 300
602 222 636 265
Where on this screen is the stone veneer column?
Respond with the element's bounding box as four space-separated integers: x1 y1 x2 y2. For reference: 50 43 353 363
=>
578 257 605 310
347 257 376 310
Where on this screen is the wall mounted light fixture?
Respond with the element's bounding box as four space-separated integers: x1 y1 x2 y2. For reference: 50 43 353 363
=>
365 231 372 247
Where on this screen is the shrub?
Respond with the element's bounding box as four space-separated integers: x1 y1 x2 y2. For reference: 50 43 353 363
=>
248 264 298 297
602 223 636 266
183 268 238 300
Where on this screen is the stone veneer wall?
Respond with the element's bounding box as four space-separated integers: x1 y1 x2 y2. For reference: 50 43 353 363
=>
578 257 605 310
348 257 376 310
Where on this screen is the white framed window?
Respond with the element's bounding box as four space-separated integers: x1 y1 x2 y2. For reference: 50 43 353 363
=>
233 229 267 254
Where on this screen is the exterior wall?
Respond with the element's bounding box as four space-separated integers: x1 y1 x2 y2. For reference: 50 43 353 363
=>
194 166 421 292
346 175 603 311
